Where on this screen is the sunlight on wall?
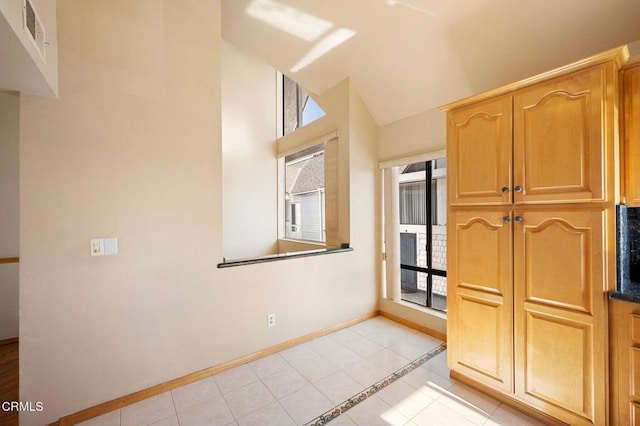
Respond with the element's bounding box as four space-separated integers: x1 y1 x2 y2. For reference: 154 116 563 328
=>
291 28 355 73
245 0 333 41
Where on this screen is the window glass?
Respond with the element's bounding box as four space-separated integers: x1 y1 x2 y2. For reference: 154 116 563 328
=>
283 75 326 135
398 159 447 311
302 97 326 126
284 143 326 242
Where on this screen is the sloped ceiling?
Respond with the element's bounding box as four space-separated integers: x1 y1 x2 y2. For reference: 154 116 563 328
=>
222 0 640 126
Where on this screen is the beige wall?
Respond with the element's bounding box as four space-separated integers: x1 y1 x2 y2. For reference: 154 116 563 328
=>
630 39 640 59
222 41 278 259
348 83 381 295
20 1 223 424
0 0 58 96
0 263 18 340
0 92 19 258
19 2 378 424
0 91 19 340
277 238 325 253
378 108 446 162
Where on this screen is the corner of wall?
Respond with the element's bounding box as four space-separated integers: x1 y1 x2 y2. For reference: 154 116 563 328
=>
378 108 446 162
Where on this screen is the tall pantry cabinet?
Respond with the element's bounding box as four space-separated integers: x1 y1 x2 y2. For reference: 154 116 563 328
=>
444 47 627 425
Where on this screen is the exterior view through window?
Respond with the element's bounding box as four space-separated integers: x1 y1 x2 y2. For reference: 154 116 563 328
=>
282 74 326 136
284 143 326 243
399 158 447 311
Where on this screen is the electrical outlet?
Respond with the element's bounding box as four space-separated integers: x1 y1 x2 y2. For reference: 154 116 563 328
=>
90 239 105 256
267 314 275 328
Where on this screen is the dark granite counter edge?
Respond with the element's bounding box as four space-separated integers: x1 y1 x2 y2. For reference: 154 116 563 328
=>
217 247 354 268
609 285 640 304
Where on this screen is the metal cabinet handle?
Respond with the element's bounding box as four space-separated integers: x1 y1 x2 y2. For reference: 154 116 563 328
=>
503 216 511 223
501 187 509 193
515 185 523 193
514 216 523 223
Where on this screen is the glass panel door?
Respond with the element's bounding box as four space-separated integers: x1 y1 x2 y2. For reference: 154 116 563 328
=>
398 160 447 311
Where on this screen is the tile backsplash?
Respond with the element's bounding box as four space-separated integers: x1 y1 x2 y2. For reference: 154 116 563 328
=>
618 205 640 290
629 207 640 283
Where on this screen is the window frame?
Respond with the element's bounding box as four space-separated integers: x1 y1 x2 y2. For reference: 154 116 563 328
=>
398 160 447 310
381 150 448 314
281 74 325 136
277 132 340 250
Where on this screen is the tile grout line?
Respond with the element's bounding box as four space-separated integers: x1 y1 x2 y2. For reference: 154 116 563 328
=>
304 343 447 426
168 388 180 426
222 356 299 424
217 376 242 423
257 368 298 425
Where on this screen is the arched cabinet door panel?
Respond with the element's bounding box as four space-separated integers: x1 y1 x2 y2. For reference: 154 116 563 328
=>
447 210 513 393
513 65 612 204
447 96 512 207
624 63 640 206
513 210 606 426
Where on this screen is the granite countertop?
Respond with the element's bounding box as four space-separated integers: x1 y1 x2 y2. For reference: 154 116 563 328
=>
217 246 353 268
610 285 640 304
612 205 640 303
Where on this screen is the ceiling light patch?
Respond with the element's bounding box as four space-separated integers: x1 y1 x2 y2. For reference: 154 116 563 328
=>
384 0 437 16
291 28 356 73
246 0 334 42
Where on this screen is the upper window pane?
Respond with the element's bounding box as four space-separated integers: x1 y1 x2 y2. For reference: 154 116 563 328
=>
302 96 325 126
282 75 326 135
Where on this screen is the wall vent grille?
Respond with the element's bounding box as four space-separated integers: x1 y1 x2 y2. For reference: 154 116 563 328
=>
23 0 46 62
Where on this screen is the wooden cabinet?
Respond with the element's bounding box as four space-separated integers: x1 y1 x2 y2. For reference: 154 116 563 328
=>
514 67 611 204
624 63 640 206
447 210 513 393
513 209 607 425
609 299 640 426
448 96 512 206
448 65 614 207
445 47 624 426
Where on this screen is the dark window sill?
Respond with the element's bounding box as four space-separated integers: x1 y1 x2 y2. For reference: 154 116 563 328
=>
217 246 353 268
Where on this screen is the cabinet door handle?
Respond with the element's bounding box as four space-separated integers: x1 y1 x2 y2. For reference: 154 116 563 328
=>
515 185 523 193
514 216 523 223
501 186 509 193
503 216 511 223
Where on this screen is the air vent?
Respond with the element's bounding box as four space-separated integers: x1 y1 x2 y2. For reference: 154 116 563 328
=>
23 0 46 62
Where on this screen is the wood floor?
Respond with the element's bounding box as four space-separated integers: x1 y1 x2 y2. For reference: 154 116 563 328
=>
0 340 19 426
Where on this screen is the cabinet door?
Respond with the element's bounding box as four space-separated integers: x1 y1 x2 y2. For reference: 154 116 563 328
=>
447 210 513 392
513 209 606 425
513 64 614 204
625 64 640 206
447 96 512 206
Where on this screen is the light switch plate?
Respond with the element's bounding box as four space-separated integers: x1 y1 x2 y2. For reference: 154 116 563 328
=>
104 237 118 255
91 239 104 256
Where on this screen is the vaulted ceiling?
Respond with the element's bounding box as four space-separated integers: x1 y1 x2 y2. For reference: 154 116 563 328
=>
222 0 640 126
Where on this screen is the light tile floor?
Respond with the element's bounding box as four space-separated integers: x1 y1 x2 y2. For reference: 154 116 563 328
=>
78 317 544 426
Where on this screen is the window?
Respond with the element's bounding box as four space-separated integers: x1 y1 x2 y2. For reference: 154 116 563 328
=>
289 202 300 232
395 158 447 311
282 75 326 136
284 143 326 242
